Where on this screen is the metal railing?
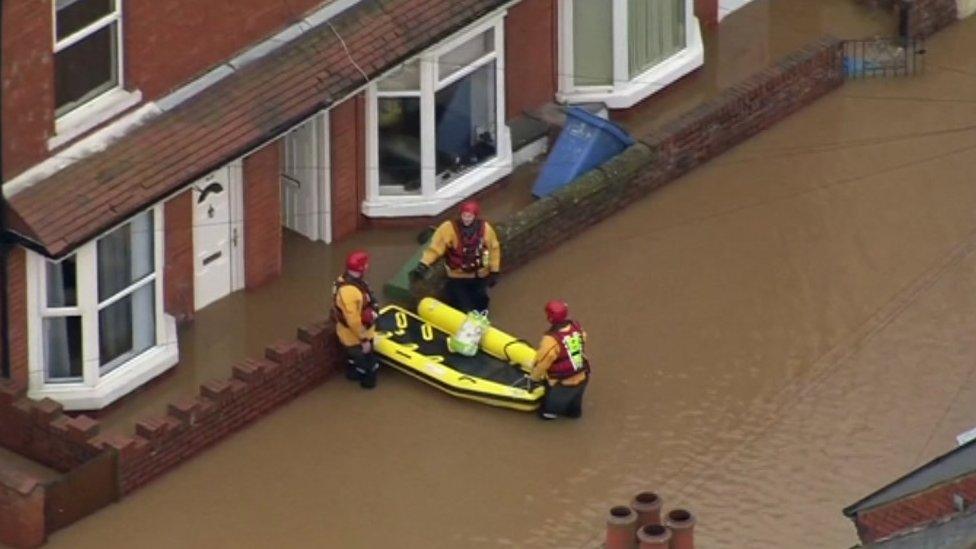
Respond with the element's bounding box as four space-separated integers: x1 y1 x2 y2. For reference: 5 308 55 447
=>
843 37 926 79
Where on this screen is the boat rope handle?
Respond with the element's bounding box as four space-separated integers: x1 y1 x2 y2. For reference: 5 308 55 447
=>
502 339 533 364
421 323 434 341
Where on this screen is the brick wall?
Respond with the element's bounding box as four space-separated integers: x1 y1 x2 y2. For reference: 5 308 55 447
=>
505 0 557 120
0 320 341 500
0 467 45 549
853 473 976 544
330 93 367 241
105 320 339 494
164 191 194 323
125 0 324 100
0 0 54 180
6 247 28 385
244 143 283 289
0 381 102 473
907 0 958 37
411 38 844 298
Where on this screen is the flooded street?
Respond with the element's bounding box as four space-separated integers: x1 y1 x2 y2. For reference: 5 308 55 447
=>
47 9 976 549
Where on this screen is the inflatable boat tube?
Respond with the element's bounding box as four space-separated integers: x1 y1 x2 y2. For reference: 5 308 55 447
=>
416 297 537 372
373 304 544 411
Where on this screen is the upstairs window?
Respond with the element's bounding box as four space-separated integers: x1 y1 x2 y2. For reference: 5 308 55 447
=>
53 0 122 116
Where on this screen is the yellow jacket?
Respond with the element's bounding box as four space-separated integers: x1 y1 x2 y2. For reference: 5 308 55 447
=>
421 219 501 279
530 324 588 387
333 275 376 347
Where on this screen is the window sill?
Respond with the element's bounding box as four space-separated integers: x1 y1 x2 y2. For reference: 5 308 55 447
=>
28 314 179 411
48 88 143 151
557 19 704 110
362 150 513 218
718 0 754 21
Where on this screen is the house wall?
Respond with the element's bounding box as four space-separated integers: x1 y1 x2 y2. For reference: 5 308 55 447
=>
163 191 194 323
3 247 29 386
696 0 719 26
853 473 976 544
504 0 557 120
0 0 324 181
0 0 55 180
330 93 367 241
243 143 283 289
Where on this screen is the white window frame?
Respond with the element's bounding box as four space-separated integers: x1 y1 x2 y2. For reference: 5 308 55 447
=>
50 0 142 150
362 14 513 218
557 0 704 110
26 205 179 410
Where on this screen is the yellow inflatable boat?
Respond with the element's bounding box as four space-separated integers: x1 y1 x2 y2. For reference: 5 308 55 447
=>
373 299 544 411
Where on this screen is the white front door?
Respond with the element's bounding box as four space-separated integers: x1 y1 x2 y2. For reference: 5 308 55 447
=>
193 167 235 310
282 112 331 243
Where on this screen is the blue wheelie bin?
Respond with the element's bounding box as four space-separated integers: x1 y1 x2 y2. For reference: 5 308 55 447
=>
532 107 635 198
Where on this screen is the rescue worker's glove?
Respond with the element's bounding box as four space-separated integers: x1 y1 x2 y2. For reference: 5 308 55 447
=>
486 272 499 287
409 263 429 282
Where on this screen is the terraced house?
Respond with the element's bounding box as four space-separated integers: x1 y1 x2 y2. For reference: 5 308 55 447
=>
0 0 737 411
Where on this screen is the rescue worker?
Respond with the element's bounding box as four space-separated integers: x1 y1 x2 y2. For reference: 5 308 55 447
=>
333 250 381 389
409 200 501 314
530 300 590 420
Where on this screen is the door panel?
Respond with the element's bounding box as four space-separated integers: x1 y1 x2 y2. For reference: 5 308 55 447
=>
282 114 331 242
193 167 233 310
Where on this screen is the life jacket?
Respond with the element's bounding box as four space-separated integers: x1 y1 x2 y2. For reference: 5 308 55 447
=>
546 321 589 380
331 274 379 329
445 219 488 273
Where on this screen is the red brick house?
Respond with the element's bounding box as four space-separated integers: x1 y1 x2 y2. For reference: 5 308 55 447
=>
0 0 715 410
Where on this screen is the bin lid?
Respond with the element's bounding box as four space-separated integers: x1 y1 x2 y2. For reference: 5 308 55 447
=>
565 106 635 147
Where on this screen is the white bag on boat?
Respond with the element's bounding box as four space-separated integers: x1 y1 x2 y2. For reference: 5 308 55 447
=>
447 311 490 356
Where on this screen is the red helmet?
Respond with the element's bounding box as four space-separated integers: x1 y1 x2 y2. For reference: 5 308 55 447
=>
459 200 480 218
545 300 569 324
345 250 369 273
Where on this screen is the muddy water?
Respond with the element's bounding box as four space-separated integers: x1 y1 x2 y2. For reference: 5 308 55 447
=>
49 12 976 549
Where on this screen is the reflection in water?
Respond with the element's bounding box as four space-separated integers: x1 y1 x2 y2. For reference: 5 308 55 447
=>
47 5 976 549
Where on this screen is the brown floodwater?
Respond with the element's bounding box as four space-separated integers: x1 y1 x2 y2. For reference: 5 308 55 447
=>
46 5 976 549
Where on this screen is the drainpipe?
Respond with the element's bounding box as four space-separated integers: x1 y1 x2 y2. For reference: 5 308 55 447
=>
0 0 10 379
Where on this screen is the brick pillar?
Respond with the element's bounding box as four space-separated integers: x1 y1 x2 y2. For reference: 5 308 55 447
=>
696 0 718 26
0 477 45 548
4 247 28 385
243 142 282 289
505 0 557 120
330 92 366 241
164 190 194 323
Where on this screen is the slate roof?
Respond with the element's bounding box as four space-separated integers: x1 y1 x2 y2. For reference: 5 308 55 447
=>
844 438 976 516
5 0 510 258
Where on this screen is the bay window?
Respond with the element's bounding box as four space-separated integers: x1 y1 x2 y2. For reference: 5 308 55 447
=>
364 17 512 217
28 207 178 410
559 0 704 109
